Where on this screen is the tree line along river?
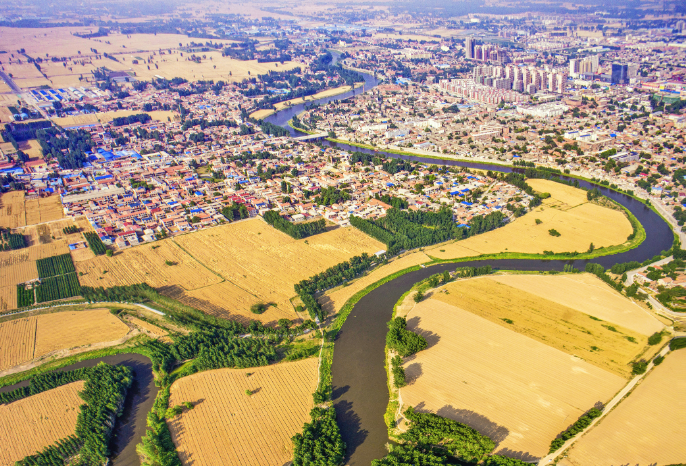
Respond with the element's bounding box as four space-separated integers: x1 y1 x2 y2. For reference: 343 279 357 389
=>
0 56 675 466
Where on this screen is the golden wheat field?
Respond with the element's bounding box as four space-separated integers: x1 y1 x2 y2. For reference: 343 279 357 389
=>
0 286 17 311
321 251 431 315
178 281 297 324
0 241 71 282
24 196 64 225
0 252 38 285
427 179 633 259
123 50 300 83
168 358 318 466
0 29 233 58
489 273 663 336
0 191 26 228
33 309 130 357
74 240 222 290
0 381 84 465
0 309 129 371
433 277 659 377
0 193 63 229
0 316 37 371
172 219 384 316
399 300 626 460
125 316 168 337
0 107 13 123
17 139 43 159
52 110 178 128
559 349 686 466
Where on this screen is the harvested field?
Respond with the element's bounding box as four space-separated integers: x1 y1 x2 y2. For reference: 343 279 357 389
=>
17 139 42 159
400 300 625 459
0 28 233 59
0 193 63 229
24 196 64 225
0 254 38 285
0 191 26 228
490 273 663 336
0 309 129 371
0 241 71 267
124 50 300 83
168 358 317 466
560 349 686 466
0 381 84 465
53 110 178 128
427 179 632 259
125 316 168 337
0 317 37 371
172 219 384 315
0 286 17 311
320 251 431 315
0 107 13 123
74 240 222 290
433 277 659 377
172 281 296 325
34 309 130 357
250 84 361 119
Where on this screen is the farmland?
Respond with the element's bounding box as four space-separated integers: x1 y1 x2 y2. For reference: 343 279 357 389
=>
0 28 297 89
249 84 359 119
0 286 17 311
0 317 37 371
320 251 432 315
52 110 178 128
0 191 27 229
559 349 686 466
74 239 222 289
489 273 663 336
171 219 384 320
399 299 626 459
167 358 318 466
427 179 633 259
0 192 64 229
0 381 85 465
0 309 130 372
433 276 661 377
124 316 168 337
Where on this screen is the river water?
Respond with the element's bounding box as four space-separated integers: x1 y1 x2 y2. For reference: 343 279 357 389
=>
0 353 157 466
263 56 676 464
2 57 674 466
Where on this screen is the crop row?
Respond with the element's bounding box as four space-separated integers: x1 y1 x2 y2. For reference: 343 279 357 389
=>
16 285 35 307
36 253 76 278
0 231 26 250
36 273 81 303
84 232 106 255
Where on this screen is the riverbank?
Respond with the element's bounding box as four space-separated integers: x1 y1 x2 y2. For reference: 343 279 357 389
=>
250 83 363 120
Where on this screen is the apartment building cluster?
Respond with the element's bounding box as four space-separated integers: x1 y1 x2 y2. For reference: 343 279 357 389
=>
465 37 509 64
439 78 528 104
473 65 568 94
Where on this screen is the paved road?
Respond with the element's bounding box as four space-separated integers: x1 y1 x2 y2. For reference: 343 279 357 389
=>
537 343 672 465
624 256 674 286
0 70 22 93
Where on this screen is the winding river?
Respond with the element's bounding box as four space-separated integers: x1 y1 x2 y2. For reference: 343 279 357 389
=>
266 55 675 465
0 353 157 466
0 56 675 466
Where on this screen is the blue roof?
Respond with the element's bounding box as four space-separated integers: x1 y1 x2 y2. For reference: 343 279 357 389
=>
460 201 473 206
386 182 395 187
190 208 203 213
195 191 203 196
458 224 470 228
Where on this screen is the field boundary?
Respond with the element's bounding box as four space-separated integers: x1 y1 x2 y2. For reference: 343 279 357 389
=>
543 341 674 466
